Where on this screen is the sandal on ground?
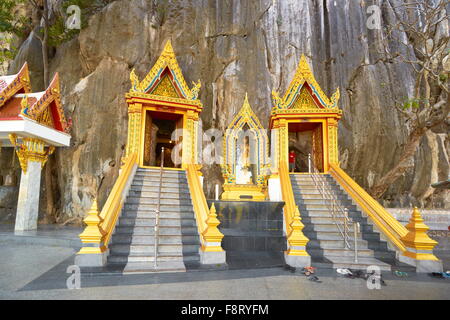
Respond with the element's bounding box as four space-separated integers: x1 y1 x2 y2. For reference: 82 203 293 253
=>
308 275 322 283
428 272 444 279
336 268 352 276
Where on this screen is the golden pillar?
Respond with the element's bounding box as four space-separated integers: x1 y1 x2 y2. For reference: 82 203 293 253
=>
278 119 289 168
126 103 142 159
270 120 280 174
182 110 198 167
327 118 339 166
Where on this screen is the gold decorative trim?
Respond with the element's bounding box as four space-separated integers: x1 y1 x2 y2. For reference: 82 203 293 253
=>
221 93 270 188
0 62 31 108
129 40 201 101
271 54 340 113
8 135 54 173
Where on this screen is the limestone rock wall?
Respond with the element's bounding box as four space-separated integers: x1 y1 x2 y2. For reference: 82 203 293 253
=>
2 0 449 223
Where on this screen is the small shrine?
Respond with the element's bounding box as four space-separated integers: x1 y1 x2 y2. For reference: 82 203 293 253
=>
221 94 270 200
0 63 71 231
125 40 203 169
270 55 342 173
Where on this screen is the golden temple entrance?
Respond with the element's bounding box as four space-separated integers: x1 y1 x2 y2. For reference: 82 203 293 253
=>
125 41 203 169
270 55 342 174
142 110 183 168
288 121 324 172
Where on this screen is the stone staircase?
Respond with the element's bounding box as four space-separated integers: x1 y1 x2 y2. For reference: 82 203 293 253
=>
291 174 398 271
107 168 201 273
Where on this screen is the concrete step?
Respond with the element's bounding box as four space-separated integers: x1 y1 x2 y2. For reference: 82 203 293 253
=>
118 261 187 274
133 176 188 183
291 185 321 191
135 170 186 177
307 247 375 257
303 221 375 233
307 238 368 249
124 203 194 212
312 256 392 271
125 197 193 206
299 209 359 217
303 230 382 241
109 243 199 254
296 198 355 206
118 217 197 227
114 226 198 236
108 252 199 264
111 234 200 245
131 180 188 188
129 185 190 193
128 190 191 199
293 193 349 200
298 203 356 210
303 222 341 232
123 210 195 219
291 181 317 186
301 216 359 227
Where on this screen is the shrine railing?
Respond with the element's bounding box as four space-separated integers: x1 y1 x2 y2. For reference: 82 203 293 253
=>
100 152 138 248
186 164 208 246
329 163 408 253
279 161 310 256
186 164 225 254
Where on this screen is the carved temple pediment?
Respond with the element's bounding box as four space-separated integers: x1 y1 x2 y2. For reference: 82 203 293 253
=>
128 40 201 101
0 69 69 134
0 62 31 109
271 54 341 115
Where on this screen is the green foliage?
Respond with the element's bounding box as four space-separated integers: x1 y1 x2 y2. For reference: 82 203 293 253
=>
0 0 28 35
401 97 429 110
0 0 28 64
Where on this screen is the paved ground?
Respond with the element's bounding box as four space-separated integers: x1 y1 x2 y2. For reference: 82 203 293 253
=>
0 240 449 300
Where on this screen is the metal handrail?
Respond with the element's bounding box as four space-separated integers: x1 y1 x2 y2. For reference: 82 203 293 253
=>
307 154 359 262
154 147 164 269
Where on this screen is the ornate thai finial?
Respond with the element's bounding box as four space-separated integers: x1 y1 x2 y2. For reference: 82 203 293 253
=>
20 95 29 115
298 54 311 74
190 80 201 100
330 87 340 108
242 92 250 110
78 198 106 254
401 207 438 250
161 40 175 60
272 90 283 109
399 207 442 271
202 203 224 244
129 68 140 92
8 133 17 147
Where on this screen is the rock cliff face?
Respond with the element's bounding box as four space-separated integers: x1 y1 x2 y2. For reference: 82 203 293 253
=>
2 0 449 223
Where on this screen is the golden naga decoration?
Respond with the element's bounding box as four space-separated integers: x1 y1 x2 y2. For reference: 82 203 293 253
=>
20 95 29 115
8 134 55 173
271 54 340 113
127 40 201 100
129 68 140 93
